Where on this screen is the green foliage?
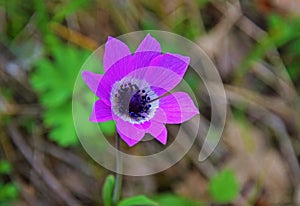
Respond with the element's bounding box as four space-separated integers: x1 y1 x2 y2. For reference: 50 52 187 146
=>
52 0 91 22
33 0 49 34
286 38 300 81
101 175 202 206
30 38 91 146
153 193 202 206
1 0 34 39
268 14 300 47
238 14 300 81
267 15 300 82
171 18 201 40
102 175 115 206
118 195 158 206
140 17 158 31
102 175 158 206
0 161 12 175
271 16 300 81
0 161 19 206
208 169 239 203
0 183 19 205
31 37 117 146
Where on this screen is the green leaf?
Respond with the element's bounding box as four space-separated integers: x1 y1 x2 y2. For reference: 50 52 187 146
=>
267 14 300 47
33 0 49 33
43 104 79 146
118 195 158 206
0 183 19 200
30 38 92 146
0 160 12 174
102 175 115 206
4 0 34 38
52 0 91 22
153 193 202 206
208 169 239 203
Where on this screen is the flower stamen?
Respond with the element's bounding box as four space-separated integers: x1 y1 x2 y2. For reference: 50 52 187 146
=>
111 78 159 123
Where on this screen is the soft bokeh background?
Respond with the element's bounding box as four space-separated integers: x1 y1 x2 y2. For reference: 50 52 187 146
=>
1 0 300 205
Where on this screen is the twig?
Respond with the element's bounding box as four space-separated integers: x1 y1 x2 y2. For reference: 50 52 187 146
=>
225 85 297 129
37 142 94 177
197 0 242 56
49 22 98 51
226 85 300 205
237 15 298 102
7 123 82 206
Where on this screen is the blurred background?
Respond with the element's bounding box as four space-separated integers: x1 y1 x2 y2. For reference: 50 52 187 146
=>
1 0 300 205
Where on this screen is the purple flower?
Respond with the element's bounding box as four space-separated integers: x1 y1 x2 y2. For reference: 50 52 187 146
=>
82 34 199 146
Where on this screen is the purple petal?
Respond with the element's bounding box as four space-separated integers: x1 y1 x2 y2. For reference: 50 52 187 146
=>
147 120 168 144
151 108 167 123
155 127 168 144
82 70 103 94
135 34 161 53
134 121 151 130
158 92 199 124
97 54 133 104
150 86 168 97
126 67 183 96
98 37 190 103
150 53 190 78
117 129 141 147
103 36 131 72
114 114 145 146
89 100 113 122
131 51 160 70
97 51 160 103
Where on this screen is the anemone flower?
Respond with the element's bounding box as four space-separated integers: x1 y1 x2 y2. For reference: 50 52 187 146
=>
82 34 199 146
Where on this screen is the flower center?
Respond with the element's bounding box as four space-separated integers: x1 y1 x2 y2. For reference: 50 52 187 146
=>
111 78 159 123
129 89 151 119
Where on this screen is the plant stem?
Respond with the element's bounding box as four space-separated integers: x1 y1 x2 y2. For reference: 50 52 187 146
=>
112 133 122 205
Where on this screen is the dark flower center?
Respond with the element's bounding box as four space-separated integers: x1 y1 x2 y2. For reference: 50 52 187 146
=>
129 89 152 120
114 83 152 121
